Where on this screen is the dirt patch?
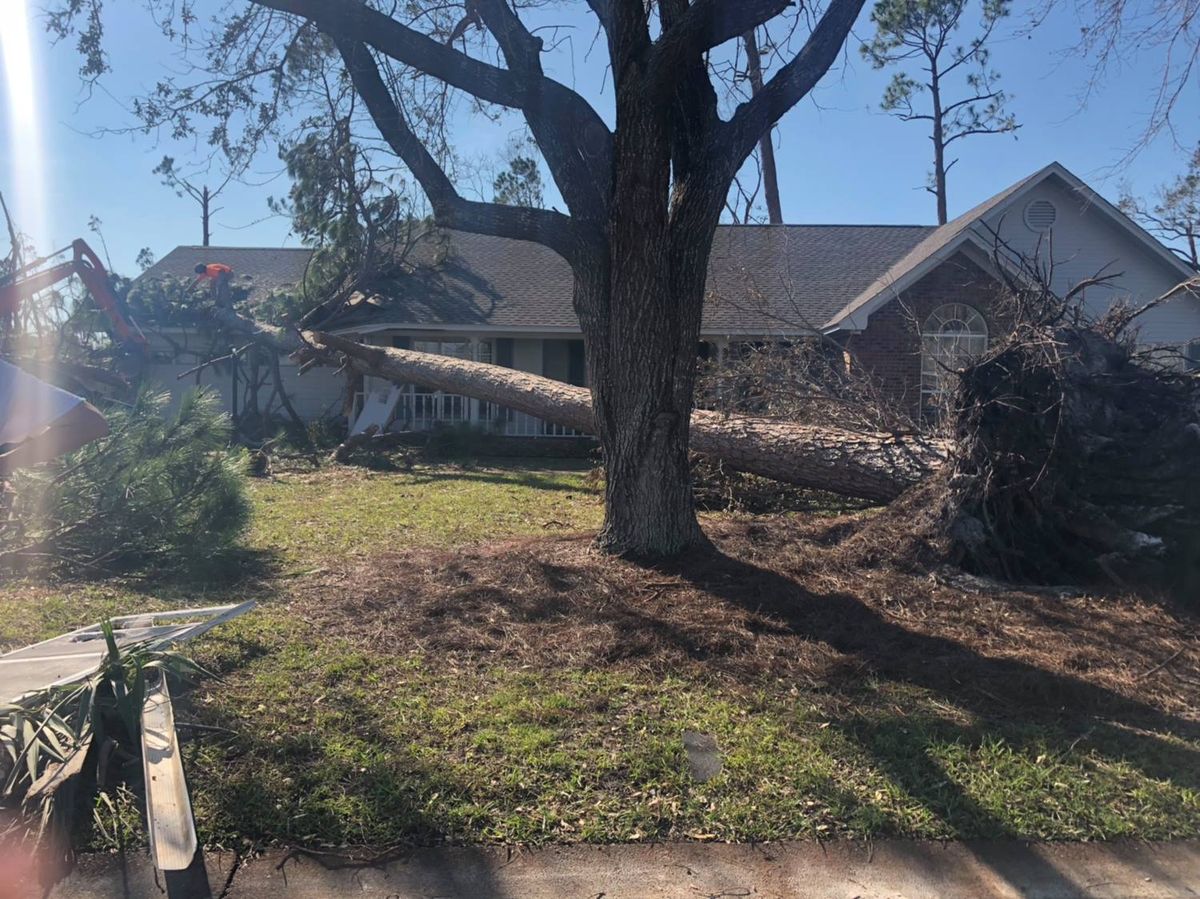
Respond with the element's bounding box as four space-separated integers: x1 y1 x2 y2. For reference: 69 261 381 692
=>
296 514 1200 725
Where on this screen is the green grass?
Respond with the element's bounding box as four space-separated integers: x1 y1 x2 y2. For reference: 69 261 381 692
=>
182 614 1200 846
247 462 602 564
3 459 1198 849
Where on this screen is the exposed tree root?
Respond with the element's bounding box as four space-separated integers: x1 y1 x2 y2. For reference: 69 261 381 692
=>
849 300 1200 597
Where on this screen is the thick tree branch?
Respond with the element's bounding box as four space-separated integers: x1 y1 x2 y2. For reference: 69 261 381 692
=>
659 0 722 188
722 0 868 167
650 0 790 90
258 0 612 218
257 0 525 107
585 0 616 39
471 0 612 217
336 38 577 262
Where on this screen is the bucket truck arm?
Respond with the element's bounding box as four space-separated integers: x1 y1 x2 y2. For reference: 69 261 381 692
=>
0 239 147 351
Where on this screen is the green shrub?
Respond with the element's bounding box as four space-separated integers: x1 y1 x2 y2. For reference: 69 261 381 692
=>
2 388 250 571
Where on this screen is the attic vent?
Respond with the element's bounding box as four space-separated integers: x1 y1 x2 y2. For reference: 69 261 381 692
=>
1023 199 1057 233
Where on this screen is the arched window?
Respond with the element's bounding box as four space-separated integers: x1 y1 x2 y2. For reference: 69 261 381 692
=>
921 303 988 408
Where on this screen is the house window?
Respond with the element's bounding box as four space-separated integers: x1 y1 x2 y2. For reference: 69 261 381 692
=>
921 303 988 409
1187 341 1200 372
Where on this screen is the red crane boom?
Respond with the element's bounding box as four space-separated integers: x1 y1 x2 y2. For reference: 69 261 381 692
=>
0 239 147 350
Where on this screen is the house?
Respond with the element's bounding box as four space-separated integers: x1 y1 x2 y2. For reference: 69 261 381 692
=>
136 162 1200 435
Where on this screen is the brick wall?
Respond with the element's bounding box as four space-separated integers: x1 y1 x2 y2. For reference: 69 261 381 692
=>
840 251 1012 417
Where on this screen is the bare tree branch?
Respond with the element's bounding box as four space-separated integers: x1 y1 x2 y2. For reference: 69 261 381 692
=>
650 0 791 91
336 38 578 262
721 0 867 168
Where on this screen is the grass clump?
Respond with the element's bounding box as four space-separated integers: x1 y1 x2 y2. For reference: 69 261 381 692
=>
247 462 600 563
3 459 1199 850
184 617 1200 846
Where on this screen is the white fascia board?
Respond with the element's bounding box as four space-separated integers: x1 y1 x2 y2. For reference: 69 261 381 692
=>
330 322 583 337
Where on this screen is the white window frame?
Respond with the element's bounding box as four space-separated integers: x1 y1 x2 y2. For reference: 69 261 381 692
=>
920 303 989 411
406 337 494 426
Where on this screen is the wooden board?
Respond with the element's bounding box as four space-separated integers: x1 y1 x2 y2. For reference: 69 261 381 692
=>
141 675 197 872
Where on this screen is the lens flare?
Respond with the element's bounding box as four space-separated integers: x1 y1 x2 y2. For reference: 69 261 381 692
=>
1 0 49 249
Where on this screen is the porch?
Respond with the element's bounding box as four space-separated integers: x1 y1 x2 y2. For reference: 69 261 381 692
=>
352 332 589 437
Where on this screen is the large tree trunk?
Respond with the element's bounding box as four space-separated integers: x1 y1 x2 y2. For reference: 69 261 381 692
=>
580 262 706 555
578 211 712 555
298 331 946 503
568 61 714 556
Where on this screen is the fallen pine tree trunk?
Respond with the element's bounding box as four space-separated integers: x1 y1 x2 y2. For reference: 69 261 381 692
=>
295 331 946 503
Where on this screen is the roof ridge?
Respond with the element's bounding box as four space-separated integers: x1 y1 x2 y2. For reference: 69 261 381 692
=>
167 245 312 251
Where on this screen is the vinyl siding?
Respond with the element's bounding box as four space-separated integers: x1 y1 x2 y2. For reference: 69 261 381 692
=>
986 179 1200 346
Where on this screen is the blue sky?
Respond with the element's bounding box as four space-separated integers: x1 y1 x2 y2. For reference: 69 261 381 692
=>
1 1 1196 275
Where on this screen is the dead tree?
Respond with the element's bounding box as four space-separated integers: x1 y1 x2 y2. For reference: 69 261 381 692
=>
297 331 945 502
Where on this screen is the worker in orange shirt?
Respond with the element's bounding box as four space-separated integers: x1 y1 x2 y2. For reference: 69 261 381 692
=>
193 262 233 305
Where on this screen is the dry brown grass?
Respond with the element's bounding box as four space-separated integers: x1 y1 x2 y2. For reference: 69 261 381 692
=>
296 513 1200 727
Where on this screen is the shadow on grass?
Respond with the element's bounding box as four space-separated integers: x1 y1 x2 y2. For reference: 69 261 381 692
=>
185 679 505 898
120 545 286 602
656 546 1199 890
174 526 1199 862
659 547 1197 731
399 467 597 495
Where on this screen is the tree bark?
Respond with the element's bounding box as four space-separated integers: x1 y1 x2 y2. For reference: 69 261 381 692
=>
931 69 948 226
576 85 711 554
743 29 783 224
298 331 946 504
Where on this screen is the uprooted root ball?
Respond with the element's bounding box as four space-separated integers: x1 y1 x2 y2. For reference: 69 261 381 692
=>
852 308 1200 597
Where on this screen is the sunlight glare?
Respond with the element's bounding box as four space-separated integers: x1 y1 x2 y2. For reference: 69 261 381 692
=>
0 0 50 252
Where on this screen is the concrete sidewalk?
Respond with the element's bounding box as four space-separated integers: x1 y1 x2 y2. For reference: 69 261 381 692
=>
42 839 1200 898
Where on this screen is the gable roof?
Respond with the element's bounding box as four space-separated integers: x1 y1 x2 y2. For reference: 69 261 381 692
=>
138 163 1195 338
137 245 314 304
824 161 1200 331
331 224 934 335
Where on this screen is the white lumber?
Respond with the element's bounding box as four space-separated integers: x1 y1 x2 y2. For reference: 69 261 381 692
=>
140 674 197 872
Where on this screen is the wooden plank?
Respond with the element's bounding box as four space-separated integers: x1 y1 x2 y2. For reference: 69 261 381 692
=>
141 674 197 872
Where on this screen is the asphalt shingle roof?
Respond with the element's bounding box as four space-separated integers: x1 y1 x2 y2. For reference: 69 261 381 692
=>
332 225 935 334
137 245 315 305
137 227 939 334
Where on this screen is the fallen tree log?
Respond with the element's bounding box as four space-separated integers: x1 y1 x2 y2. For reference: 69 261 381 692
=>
296 331 946 502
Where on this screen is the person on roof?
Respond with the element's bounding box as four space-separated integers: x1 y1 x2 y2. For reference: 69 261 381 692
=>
193 262 234 305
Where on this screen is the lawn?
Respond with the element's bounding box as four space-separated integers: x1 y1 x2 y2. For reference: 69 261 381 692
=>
3 459 1199 851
